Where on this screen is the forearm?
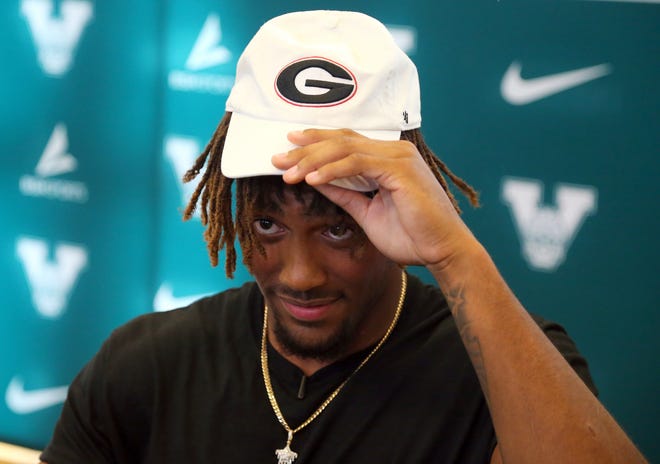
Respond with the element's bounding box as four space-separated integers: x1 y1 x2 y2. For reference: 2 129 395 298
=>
429 240 647 464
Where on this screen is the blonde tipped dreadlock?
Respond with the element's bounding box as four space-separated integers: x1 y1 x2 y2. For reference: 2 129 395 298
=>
400 128 479 214
183 111 480 278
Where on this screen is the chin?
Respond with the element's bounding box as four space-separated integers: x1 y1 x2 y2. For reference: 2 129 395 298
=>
273 320 354 362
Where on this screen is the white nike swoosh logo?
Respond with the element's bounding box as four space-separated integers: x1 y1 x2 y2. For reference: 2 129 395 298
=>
153 283 210 312
501 61 612 105
5 376 68 414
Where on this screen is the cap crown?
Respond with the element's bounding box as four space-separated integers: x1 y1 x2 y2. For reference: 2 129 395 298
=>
226 10 421 131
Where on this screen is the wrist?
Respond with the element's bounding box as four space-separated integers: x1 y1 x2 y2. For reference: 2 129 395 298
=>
426 237 492 289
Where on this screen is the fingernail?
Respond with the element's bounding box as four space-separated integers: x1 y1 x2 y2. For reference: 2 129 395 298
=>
306 170 321 183
288 130 304 138
283 165 299 180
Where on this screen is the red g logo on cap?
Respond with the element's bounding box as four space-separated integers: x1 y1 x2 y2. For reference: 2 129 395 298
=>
275 57 358 107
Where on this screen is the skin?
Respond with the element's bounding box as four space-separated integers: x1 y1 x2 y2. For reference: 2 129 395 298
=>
248 190 402 375
41 128 645 464
268 128 647 464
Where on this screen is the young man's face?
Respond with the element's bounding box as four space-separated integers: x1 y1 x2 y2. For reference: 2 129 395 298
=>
245 181 402 363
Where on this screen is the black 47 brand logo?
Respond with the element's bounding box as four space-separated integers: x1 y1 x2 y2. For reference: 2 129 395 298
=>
276 57 357 106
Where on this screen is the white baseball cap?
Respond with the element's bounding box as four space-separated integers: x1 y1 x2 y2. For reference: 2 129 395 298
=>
221 10 421 191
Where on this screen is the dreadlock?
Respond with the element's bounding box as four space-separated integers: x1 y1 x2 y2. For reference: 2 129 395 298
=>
400 128 480 214
182 111 480 278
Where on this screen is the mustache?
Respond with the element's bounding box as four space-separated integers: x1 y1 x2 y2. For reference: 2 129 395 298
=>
273 286 341 303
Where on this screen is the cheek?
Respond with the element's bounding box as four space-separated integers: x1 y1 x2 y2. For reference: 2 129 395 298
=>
241 236 272 274
348 242 370 261
244 249 273 278
332 245 390 280
245 239 393 285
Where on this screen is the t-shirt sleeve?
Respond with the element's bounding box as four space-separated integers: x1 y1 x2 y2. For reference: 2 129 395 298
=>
39 338 116 463
40 316 154 464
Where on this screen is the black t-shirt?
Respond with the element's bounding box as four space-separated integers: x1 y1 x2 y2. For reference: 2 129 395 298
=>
41 274 596 463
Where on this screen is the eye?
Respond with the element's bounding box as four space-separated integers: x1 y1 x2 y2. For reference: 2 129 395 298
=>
324 222 354 241
253 218 284 236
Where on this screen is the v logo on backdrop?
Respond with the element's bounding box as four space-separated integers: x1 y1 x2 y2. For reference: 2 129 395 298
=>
21 0 94 77
164 135 203 218
16 236 88 319
501 177 597 272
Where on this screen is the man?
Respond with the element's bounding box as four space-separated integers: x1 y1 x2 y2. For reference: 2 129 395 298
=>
41 10 646 463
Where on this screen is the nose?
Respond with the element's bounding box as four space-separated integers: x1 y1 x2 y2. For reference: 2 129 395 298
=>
278 239 327 292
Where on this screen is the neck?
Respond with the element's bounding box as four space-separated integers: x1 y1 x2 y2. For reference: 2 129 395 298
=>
281 355 332 378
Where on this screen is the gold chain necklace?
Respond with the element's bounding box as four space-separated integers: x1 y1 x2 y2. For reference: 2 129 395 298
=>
261 271 407 464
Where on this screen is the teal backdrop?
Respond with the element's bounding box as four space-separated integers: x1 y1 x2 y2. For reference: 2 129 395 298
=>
1 0 658 460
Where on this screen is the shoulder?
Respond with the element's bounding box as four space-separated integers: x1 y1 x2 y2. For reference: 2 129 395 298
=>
42 282 263 462
402 273 450 318
84 281 262 388
385 273 463 365
398 273 454 337
72 281 262 421
109 281 261 347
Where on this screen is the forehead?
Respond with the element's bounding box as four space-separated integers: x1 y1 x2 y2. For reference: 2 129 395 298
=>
243 176 347 217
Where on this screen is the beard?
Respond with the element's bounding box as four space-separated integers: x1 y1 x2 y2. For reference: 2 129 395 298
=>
269 305 362 362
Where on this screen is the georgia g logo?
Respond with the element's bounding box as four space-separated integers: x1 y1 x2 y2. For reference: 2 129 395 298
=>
275 57 357 107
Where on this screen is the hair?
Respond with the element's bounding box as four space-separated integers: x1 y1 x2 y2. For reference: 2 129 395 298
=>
182 112 480 278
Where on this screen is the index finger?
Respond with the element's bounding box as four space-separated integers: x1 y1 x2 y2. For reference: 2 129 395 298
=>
273 130 387 185
271 128 364 168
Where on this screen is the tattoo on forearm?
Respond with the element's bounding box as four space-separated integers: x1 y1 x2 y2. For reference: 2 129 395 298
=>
446 285 490 402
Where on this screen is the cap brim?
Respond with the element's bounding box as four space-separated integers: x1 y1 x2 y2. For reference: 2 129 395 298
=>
221 112 401 192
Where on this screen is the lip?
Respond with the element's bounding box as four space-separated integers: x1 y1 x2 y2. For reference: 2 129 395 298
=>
279 297 340 322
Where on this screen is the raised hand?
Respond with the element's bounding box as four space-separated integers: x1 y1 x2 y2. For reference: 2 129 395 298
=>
271 128 479 268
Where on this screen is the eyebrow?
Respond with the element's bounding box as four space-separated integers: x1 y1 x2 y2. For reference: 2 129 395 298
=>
252 206 350 223
253 193 347 218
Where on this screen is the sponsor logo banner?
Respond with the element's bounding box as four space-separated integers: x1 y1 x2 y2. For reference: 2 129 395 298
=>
153 283 210 312
21 0 93 77
19 123 89 203
385 25 417 55
164 135 203 219
5 376 68 415
16 236 88 319
501 177 597 272
501 61 612 105
167 13 234 94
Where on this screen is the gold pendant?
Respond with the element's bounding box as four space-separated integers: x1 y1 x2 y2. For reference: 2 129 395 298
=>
275 431 298 464
275 444 297 464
